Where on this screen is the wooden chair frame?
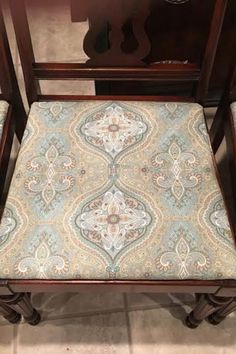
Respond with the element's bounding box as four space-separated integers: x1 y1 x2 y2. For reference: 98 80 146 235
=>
207 37 236 324
0 0 235 328
0 4 26 206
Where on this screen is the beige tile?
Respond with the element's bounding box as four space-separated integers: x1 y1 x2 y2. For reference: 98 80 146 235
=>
0 324 15 354
17 312 130 354
31 292 124 320
39 79 95 96
129 308 236 354
126 293 195 311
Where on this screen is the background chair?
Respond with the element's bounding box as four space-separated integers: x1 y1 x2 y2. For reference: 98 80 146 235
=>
0 2 27 324
0 0 235 328
206 45 236 325
0 3 26 206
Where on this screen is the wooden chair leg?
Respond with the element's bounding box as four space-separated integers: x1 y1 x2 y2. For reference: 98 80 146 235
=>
185 293 233 329
0 293 41 326
0 302 21 324
208 298 236 325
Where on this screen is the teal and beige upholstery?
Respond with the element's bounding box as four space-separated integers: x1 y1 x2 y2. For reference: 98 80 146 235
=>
0 100 9 140
0 101 236 280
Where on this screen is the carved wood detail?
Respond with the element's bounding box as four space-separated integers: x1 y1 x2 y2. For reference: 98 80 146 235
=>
164 0 190 4
72 0 151 67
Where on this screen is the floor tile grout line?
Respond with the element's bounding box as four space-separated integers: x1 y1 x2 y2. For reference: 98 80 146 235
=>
39 307 126 323
123 294 134 354
29 301 195 324
126 303 194 314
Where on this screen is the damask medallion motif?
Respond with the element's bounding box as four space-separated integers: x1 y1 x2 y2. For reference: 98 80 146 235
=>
201 192 233 248
15 230 70 278
158 103 191 122
156 226 210 279
151 135 201 209
0 207 17 248
24 136 76 214
79 103 148 159
69 184 154 275
188 109 211 151
35 102 77 124
0 200 25 252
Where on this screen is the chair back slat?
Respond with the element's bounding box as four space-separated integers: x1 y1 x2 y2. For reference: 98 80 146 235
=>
0 5 14 101
9 0 39 105
196 0 228 103
10 0 228 105
0 3 26 138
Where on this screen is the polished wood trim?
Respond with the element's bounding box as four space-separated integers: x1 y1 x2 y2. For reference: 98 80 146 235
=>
33 62 200 81
38 94 195 102
6 278 236 295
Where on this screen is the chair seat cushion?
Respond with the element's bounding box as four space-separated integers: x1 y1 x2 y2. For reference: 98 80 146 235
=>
0 101 236 280
0 100 9 140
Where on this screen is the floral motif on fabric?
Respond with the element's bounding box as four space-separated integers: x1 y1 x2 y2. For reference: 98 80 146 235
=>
70 184 153 275
156 226 210 279
188 109 211 151
16 230 70 278
35 102 77 124
202 192 233 248
0 207 17 248
24 137 76 214
158 103 191 121
0 200 25 252
79 103 148 159
151 135 201 208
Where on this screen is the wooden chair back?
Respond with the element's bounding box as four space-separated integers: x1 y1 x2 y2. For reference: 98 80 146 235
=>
9 0 228 106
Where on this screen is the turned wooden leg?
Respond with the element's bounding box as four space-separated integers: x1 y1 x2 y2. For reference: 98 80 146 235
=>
208 298 236 325
0 303 21 324
185 294 233 329
0 293 40 326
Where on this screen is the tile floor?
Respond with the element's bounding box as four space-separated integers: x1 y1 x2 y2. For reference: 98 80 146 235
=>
0 292 236 354
0 1 235 353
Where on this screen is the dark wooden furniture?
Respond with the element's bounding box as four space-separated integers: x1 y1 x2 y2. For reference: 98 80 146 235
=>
72 0 236 106
0 2 27 324
205 44 236 325
0 0 235 328
0 3 26 206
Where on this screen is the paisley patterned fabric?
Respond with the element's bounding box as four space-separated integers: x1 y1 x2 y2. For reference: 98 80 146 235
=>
0 100 236 280
0 100 9 140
